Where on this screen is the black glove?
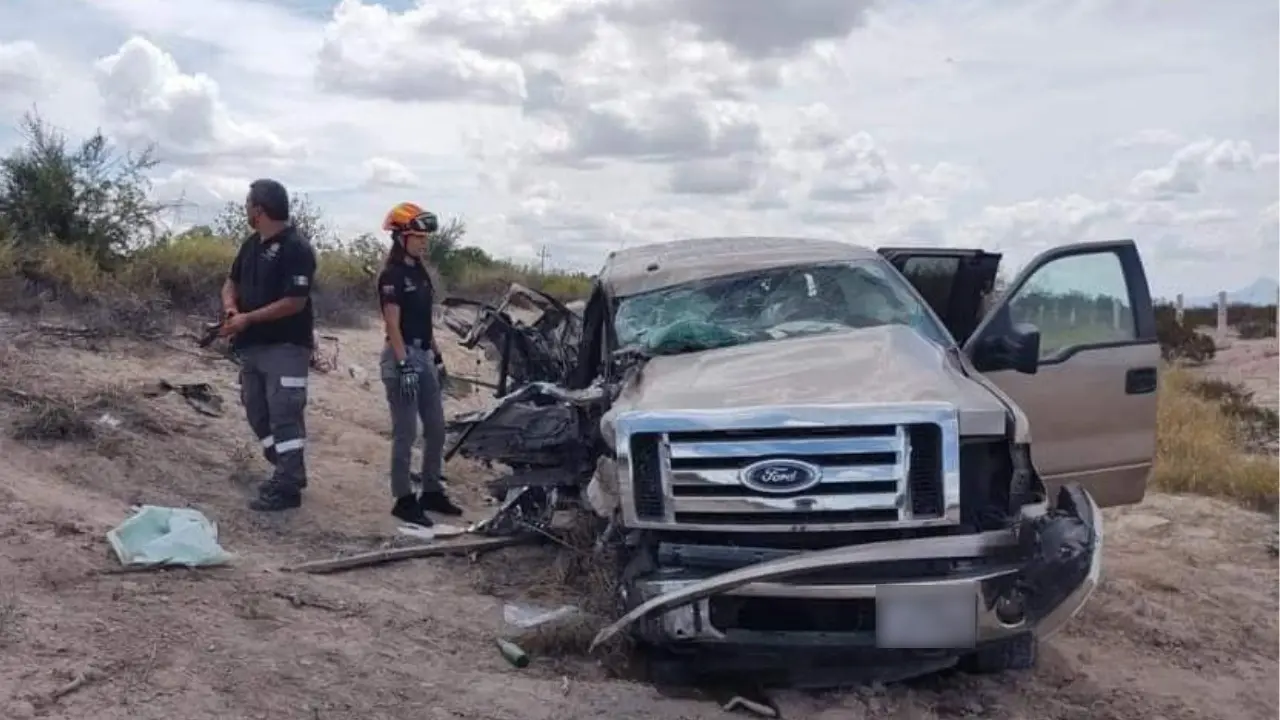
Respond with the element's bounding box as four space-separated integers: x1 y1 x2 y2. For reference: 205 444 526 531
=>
396 360 419 398
434 356 447 384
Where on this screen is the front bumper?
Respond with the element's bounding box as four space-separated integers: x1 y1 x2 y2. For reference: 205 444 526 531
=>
624 484 1102 651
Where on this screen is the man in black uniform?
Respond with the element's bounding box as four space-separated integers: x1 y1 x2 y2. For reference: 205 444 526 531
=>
219 178 317 512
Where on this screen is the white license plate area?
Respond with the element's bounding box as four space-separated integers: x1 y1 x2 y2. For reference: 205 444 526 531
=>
876 583 978 649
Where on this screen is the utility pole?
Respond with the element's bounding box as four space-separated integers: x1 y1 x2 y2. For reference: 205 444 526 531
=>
537 245 550 274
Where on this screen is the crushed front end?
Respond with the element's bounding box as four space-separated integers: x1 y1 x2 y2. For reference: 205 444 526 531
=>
603 404 1102 685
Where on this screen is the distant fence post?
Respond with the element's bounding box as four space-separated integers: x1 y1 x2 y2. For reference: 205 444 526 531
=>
1216 291 1228 336
1175 294 1184 324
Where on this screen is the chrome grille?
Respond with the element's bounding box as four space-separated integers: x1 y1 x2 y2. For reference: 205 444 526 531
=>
616 404 961 532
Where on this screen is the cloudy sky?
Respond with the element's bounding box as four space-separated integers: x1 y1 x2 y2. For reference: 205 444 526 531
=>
0 0 1276 298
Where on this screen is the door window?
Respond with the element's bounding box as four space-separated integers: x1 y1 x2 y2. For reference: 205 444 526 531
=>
898 256 960 321
1005 250 1136 359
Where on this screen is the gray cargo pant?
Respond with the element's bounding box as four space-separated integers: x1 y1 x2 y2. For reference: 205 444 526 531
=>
380 343 446 499
239 343 310 492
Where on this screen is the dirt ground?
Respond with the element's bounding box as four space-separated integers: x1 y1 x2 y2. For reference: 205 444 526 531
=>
0 319 1276 720
1205 333 1279 412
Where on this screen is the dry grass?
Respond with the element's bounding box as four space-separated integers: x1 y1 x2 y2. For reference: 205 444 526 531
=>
1153 365 1279 511
0 233 592 334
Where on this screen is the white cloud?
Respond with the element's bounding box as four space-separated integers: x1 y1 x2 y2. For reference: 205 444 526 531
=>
0 0 1272 299
1113 129 1184 149
1125 204 1239 226
93 36 303 164
0 40 50 104
362 158 419 189
316 0 527 105
913 162 985 195
150 168 250 212
1128 138 1274 199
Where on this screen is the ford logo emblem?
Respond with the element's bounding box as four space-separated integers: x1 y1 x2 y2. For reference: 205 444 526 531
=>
740 459 822 494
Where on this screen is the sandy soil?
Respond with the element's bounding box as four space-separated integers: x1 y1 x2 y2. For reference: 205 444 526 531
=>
0 320 1276 720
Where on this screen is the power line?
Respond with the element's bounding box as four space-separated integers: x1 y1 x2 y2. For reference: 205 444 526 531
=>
537 245 550 274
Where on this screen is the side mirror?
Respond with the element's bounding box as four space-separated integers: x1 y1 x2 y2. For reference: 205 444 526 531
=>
976 322 1041 374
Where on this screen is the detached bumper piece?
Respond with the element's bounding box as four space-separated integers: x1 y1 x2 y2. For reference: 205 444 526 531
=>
595 484 1103 684
1019 483 1102 638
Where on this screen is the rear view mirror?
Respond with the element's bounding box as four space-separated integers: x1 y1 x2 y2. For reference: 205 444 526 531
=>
975 322 1041 374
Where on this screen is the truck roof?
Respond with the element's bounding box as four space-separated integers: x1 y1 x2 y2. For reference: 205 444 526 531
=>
599 236 881 297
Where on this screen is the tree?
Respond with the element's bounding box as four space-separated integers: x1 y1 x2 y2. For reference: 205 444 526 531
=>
0 109 166 265
211 192 337 247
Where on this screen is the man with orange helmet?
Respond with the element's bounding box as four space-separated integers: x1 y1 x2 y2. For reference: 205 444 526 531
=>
376 202 464 526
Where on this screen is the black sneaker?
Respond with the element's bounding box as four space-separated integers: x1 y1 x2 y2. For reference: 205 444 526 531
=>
419 490 464 517
249 485 301 512
392 494 433 527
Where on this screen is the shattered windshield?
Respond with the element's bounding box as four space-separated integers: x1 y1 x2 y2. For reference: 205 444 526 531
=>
614 261 951 356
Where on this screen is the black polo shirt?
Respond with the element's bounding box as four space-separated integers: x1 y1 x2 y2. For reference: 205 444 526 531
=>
227 226 317 350
377 261 434 351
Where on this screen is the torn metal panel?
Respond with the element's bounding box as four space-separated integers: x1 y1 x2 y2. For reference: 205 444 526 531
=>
440 284 583 393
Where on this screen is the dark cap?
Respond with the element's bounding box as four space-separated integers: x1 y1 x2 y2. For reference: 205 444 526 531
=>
248 178 290 222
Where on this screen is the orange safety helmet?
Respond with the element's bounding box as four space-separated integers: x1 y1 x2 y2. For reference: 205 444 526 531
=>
382 202 438 235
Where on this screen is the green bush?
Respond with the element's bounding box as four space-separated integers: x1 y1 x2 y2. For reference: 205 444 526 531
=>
1236 317 1277 340
1154 304 1217 363
0 110 592 331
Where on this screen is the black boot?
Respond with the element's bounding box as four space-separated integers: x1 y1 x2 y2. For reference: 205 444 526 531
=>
419 489 464 517
249 484 301 512
392 494 433 527
261 447 306 488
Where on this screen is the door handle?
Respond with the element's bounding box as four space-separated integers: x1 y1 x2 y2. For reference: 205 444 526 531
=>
1125 367 1158 395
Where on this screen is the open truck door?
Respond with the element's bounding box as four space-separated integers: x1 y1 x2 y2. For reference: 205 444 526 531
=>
956 240 1159 508
878 247 1002 345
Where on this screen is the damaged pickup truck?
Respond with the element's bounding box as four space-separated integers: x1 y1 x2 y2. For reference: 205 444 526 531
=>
443 236 1159 686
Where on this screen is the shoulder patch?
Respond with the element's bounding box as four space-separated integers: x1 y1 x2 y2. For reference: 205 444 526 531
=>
380 283 397 297
292 275 309 287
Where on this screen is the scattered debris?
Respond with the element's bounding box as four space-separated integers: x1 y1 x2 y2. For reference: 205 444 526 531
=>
271 590 362 615
43 667 105 706
495 637 530 668
347 364 371 387
440 283 583 394
503 602 581 631
106 505 234 568
718 689 780 718
282 534 536 575
144 379 224 417
311 333 340 373
397 522 465 541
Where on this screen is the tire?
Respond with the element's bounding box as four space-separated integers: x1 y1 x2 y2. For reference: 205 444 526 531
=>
958 633 1037 674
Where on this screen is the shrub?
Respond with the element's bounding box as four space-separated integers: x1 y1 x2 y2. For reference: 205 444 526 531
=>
0 111 164 265
0 110 592 331
1154 306 1216 363
1236 317 1277 340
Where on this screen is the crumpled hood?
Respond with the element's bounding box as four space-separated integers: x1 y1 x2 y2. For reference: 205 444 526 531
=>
604 325 1009 436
